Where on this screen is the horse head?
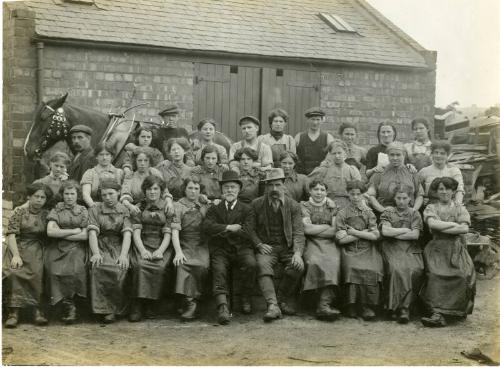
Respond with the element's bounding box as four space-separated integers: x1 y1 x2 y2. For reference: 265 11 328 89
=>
24 93 69 158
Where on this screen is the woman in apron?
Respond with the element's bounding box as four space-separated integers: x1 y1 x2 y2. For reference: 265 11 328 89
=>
279 151 309 202
404 118 432 171
170 176 209 321
258 108 296 167
191 145 228 203
87 179 132 323
233 147 264 204
4 182 52 328
45 180 89 324
191 118 228 168
335 180 383 321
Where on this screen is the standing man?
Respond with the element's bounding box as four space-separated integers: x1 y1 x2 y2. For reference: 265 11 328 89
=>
248 168 305 322
67 125 97 182
229 115 273 171
202 170 257 325
157 105 194 165
295 107 334 175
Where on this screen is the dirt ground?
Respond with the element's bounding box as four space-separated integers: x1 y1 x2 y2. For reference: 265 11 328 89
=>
2 275 499 366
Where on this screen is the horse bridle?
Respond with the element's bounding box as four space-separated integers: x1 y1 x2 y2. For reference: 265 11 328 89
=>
33 104 70 158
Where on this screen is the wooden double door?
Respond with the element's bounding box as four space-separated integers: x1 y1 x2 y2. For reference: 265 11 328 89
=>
193 62 320 141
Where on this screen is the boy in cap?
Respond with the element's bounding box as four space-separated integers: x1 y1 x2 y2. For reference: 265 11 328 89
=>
202 170 257 325
156 105 194 165
295 107 334 175
247 168 305 322
229 115 273 172
67 124 97 182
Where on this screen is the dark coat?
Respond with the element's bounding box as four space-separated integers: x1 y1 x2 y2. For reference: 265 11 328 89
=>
68 147 97 182
202 200 253 249
247 194 305 254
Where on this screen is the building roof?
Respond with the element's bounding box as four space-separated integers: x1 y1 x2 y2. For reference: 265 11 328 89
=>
24 0 431 68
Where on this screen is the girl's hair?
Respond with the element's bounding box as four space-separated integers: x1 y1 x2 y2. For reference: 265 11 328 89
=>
58 180 81 198
132 149 153 171
268 108 289 126
141 175 166 194
165 137 190 153
392 183 414 198
346 180 366 193
26 182 53 204
49 151 71 166
430 177 458 192
181 175 205 197
134 126 156 145
197 118 217 131
338 122 357 135
308 179 328 191
234 147 259 161
327 139 348 153
411 117 431 138
95 142 115 157
376 121 397 143
200 145 221 162
430 140 451 155
278 150 298 164
98 179 121 192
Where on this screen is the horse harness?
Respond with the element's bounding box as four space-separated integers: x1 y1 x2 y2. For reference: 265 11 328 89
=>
35 107 70 157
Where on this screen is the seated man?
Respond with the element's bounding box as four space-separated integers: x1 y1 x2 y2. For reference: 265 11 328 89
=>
202 170 257 325
248 168 305 322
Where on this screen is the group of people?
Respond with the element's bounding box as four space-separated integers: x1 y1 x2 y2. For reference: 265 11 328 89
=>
3 105 476 330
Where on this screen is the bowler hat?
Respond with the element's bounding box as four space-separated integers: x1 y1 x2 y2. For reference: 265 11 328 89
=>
219 170 242 187
238 115 260 127
159 105 179 117
304 107 325 118
262 168 286 182
69 124 93 136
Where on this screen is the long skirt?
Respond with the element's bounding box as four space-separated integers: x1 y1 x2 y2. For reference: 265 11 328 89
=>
303 236 341 291
380 239 424 311
130 230 173 300
3 237 44 308
89 233 129 315
420 234 476 317
175 233 209 299
342 240 384 306
44 239 88 305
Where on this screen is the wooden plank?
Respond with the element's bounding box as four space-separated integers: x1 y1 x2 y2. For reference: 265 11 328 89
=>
244 67 253 116
236 66 246 142
229 70 239 141
213 63 224 125
221 64 231 136
253 67 262 125
193 63 200 125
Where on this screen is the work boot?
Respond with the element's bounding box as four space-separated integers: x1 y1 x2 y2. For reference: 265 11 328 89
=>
316 288 340 321
217 304 231 325
346 303 358 318
62 299 77 324
421 312 446 327
263 303 282 322
5 308 19 328
181 298 197 321
34 308 48 326
398 308 410 324
144 301 157 319
103 313 116 324
279 301 297 316
361 305 376 321
241 295 252 315
128 299 142 322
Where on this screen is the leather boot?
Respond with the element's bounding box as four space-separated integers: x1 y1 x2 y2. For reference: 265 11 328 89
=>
398 308 410 324
62 299 77 324
128 299 142 322
5 308 19 328
279 300 297 316
263 303 282 322
34 308 48 326
103 313 116 324
217 304 231 325
361 305 376 321
181 298 197 321
346 303 358 318
241 295 252 315
421 312 446 327
316 288 340 321
144 301 157 319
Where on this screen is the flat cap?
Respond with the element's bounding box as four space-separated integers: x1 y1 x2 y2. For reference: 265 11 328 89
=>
238 115 260 127
304 107 325 118
69 124 93 136
158 105 179 117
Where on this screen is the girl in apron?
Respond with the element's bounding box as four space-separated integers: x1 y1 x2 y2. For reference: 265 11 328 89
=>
191 145 228 203
258 108 296 167
279 151 309 202
404 118 432 171
233 147 264 204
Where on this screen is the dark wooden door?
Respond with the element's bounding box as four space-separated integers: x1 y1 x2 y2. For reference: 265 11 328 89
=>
193 63 261 141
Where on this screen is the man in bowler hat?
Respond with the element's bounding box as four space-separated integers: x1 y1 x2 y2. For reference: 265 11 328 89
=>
67 124 97 182
202 170 257 325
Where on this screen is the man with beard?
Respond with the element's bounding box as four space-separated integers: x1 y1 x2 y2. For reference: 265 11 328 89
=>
202 170 257 325
248 168 305 322
67 125 97 182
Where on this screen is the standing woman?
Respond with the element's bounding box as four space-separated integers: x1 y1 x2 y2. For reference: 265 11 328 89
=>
233 147 263 204
191 145 228 203
129 175 174 322
404 118 432 171
81 143 124 208
46 180 89 324
301 180 341 321
379 184 424 324
279 151 309 202
156 137 193 201
309 141 361 208
335 180 382 321
420 177 475 327
191 118 229 167
367 142 423 215
170 176 209 321
3 183 53 328
338 122 367 169
259 108 296 167
87 180 132 323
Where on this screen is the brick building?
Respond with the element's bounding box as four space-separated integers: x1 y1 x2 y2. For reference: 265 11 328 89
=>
3 0 436 203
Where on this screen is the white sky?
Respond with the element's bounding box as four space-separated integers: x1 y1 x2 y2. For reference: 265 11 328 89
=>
367 0 500 108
